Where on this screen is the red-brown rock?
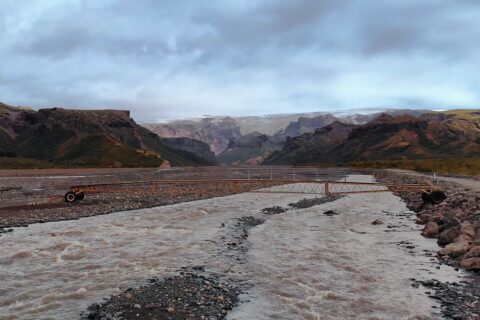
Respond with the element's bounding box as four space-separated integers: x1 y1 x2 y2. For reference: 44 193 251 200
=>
438 241 471 258
422 221 439 238
438 227 460 246
460 257 480 271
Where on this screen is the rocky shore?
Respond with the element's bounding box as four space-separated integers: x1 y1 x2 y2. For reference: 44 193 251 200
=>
377 172 480 273
0 183 271 231
378 171 480 319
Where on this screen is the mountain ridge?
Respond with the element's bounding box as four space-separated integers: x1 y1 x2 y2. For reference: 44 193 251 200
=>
264 110 480 166
0 103 210 168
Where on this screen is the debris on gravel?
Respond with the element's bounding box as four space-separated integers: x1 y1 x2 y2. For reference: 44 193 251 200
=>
82 268 241 320
288 195 344 209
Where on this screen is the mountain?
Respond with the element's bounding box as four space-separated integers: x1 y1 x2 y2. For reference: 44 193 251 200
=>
280 114 339 137
0 103 209 167
161 137 216 164
264 110 480 165
217 132 283 165
143 117 241 155
143 109 432 155
264 121 357 165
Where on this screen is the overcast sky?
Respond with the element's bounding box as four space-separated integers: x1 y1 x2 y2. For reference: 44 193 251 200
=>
0 0 479 122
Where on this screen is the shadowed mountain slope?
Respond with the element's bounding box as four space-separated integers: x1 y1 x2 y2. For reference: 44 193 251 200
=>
217 132 283 165
0 103 209 167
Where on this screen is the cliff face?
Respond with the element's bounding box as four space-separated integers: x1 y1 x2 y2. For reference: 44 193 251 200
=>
280 114 339 137
264 121 357 165
0 103 210 167
217 132 283 165
161 137 216 164
264 110 480 165
144 118 241 155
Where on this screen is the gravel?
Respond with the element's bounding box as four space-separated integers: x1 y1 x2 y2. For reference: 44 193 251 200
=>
82 268 241 320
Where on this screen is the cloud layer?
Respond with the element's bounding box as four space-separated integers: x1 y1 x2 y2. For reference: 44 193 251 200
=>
1 0 479 121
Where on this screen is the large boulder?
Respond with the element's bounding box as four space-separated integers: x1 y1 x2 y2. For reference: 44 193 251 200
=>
437 227 460 246
460 258 480 271
438 241 471 258
439 214 461 232
421 222 439 238
429 213 445 224
460 222 476 239
463 245 480 259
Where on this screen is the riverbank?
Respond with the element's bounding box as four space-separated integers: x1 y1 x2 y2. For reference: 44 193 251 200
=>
0 166 339 230
377 171 480 272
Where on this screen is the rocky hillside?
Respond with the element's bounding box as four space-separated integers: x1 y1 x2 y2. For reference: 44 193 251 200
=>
161 137 216 164
143 109 431 155
264 110 480 165
0 103 210 168
264 121 357 165
217 132 283 165
143 118 241 155
280 114 339 137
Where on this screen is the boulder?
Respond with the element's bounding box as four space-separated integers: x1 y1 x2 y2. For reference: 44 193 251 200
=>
454 234 474 243
418 213 431 223
439 214 461 232
437 227 460 246
438 241 471 258
460 222 476 239
429 213 444 224
421 222 439 238
463 245 480 259
460 257 480 271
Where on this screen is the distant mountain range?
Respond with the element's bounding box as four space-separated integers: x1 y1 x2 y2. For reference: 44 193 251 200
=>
265 110 480 165
144 118 241 155
147 108 434 165
0 102 211 168
2 101 478 169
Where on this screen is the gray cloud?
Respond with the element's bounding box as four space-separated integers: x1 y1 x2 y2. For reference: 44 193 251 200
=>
0 0 479 122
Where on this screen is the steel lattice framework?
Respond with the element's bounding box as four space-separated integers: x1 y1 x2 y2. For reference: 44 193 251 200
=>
66 178 436 202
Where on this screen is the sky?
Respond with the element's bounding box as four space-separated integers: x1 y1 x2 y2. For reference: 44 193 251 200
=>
0 0 479 122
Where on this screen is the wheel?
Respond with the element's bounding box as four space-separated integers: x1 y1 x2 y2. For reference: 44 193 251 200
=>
76 192 85 200
421 190 446 205
64 191 77 203
429 190 446 204
421 192 431 203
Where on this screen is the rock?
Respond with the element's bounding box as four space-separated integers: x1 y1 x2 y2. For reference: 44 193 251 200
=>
261 206 287 215
133 304 141 309
439 214 461 232
438 241 471 258
454 234 473 243
323 210 338 216
166 307 175 313
418 213 431 223
463 245 480 259
438 227 460 246
422 221 439 238
460 257 480 271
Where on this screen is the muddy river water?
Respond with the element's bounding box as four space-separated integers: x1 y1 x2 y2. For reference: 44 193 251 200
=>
0 175 465 319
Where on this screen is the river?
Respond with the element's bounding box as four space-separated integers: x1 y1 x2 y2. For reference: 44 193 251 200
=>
0 175 464 319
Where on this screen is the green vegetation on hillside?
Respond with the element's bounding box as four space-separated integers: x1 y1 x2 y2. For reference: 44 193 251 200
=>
0 157 54 169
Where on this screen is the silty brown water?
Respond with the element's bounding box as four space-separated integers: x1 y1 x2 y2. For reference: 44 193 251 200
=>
0 175 463 319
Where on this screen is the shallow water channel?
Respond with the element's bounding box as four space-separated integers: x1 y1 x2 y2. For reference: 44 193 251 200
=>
0 175 464 319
